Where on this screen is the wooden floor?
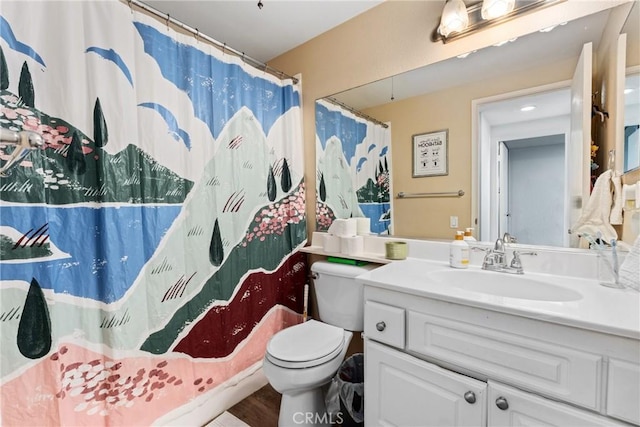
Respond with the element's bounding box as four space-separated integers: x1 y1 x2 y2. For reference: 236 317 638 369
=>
227 384 282 427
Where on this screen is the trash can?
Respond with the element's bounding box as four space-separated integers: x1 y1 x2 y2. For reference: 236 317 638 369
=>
325 353 364 426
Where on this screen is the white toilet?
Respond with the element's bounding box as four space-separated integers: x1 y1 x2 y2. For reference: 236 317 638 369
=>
263 261 376 427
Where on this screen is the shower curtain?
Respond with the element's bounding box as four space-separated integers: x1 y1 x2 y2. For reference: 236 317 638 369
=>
0 1 306 425
315 99 392 234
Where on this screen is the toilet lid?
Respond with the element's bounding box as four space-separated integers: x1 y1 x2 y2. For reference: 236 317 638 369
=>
267 320 344 364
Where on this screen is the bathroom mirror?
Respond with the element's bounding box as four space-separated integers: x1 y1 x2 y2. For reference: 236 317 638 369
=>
320 2 637 247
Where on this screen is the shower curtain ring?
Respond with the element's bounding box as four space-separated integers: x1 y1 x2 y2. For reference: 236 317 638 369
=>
127 0 133 13
166 13 170 31
195 28 199 43
222 43 226 56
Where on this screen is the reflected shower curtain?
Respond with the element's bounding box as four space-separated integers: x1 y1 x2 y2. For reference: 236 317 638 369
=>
315 99 392 234
0 1 306 425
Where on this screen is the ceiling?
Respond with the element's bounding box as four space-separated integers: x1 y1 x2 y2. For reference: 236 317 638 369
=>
140 0 383 63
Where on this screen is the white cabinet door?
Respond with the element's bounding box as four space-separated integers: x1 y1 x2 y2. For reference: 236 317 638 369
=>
487 381 629 426
607 358 640 425
365 340 487 427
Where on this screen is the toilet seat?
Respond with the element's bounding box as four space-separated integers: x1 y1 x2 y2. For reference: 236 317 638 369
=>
266 320 346 369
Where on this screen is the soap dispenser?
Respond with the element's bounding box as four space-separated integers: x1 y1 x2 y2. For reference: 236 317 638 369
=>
463 228 476 242
450 231 469 269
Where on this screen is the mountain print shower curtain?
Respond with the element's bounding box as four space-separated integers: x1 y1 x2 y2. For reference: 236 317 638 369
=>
315 99 392 234
0 1 306 425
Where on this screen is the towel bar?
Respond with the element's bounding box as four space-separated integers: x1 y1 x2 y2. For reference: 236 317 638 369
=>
397 190 465 198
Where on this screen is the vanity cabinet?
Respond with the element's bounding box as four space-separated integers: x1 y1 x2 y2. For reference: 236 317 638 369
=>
366 339 487 426
363 287 640 426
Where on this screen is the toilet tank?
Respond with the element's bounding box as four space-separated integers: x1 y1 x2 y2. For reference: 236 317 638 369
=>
310 261 378 331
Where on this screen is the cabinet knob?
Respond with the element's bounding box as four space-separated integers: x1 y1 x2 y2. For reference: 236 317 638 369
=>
495 396 509 410
463 391 476 404
376 321 386 332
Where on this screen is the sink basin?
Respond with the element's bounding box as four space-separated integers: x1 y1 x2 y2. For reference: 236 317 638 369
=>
427 269 582 302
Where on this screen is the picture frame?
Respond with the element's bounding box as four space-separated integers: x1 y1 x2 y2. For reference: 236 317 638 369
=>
412 129 449 177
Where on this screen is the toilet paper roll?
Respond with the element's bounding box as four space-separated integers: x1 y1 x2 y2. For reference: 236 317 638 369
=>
322 234 342 253
356 217 371 235
327 218 357 237
341 235 364 255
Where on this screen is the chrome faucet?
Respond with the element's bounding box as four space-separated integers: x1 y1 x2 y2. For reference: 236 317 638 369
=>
504 232 518 243
484 233 514 270
479 234 536 274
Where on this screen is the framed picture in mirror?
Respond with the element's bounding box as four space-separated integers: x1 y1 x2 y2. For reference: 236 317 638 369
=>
412 129 448 177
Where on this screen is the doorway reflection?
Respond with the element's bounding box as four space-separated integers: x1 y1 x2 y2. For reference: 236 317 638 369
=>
499 135 565 246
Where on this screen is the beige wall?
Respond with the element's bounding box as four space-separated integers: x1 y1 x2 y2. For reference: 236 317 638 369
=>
269 0 632 240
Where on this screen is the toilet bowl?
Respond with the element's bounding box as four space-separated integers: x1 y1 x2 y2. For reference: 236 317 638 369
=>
262 261 377 427
263 320 352 427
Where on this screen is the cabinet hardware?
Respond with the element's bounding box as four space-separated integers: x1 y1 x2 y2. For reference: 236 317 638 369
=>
464 391 476 404
495 396 509 410
376 321 386 332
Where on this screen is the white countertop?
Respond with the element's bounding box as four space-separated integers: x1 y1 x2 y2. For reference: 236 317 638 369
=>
357 258 640 340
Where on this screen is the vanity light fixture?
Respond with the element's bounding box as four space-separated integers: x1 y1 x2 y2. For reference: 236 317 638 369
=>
520 105 536 112
433 0 565 43
438 0 469 38
624 88 634 95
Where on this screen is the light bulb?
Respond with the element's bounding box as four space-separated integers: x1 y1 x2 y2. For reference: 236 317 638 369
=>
481 0 515 20
438 0 469 38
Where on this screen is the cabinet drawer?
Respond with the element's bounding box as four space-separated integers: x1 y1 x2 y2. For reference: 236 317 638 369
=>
607 358 640 425
364 301 405 349
407 311 602 411
488 381 629 426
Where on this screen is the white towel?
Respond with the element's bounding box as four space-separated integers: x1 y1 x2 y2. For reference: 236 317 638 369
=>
609 171 623 225
619 235 640 291
571 169 618 243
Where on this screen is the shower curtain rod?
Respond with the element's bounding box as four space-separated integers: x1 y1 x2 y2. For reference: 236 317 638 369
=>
325 97 389 128
127 0 299 84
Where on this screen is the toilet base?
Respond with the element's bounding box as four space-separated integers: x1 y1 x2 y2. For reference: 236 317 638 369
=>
278 387 331 427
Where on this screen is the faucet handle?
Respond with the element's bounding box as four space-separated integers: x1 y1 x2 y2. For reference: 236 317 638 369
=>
510 251 537 271
503 233 517 244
